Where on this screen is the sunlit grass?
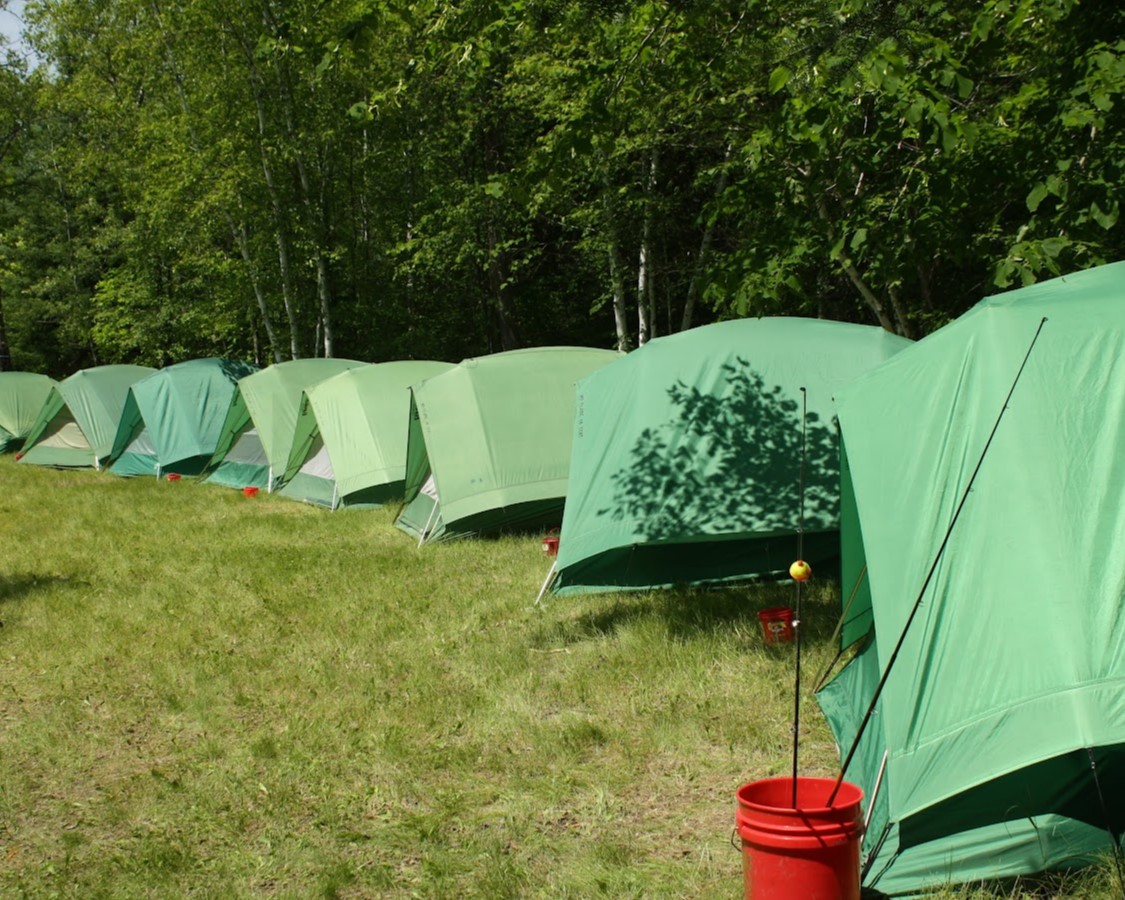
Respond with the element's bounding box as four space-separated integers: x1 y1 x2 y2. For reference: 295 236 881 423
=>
0 457 1116 897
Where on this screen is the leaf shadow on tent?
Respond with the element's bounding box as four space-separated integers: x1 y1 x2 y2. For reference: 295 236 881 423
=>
216 358 257 383
532 584 842 646
596 358 840 542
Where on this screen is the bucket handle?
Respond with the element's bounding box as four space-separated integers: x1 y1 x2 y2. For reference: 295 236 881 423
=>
729 827 741 851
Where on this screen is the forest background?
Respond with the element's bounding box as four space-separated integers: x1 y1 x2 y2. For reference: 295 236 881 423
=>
0 0 1121 376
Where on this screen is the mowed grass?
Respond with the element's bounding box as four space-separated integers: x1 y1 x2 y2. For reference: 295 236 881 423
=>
0 457 1117 898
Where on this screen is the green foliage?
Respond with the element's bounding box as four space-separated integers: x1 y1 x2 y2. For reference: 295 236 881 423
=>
0 0 1121 371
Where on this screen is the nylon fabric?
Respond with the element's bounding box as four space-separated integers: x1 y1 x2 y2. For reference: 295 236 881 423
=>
820 261 1125 894
203 358 364 490
20 365 155 468
0 373 57 450
395 347 618 542
552 318 910 595
279 360 452 508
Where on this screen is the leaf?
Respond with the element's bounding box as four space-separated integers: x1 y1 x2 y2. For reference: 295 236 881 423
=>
1091 200 1120 230
769 66 791 94
1026 183 1049 212
850 228 868 251
1040 237 1067 258
347 102 373 123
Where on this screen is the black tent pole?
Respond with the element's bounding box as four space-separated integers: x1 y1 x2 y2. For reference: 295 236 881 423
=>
827 317 1047 806
790 387 807 809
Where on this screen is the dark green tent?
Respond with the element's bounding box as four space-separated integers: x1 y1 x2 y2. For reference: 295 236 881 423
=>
550 318 911 595
818 261 1125 895
108 358 259 477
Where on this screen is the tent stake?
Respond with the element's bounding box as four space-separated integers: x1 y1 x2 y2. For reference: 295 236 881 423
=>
828 317 1047 806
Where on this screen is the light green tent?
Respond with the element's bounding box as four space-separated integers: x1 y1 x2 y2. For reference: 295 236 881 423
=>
107 358 259 477
0 372 58 452
395 346 619 543
278 360 455 509
202 358 366 490
19 365 157 469
817 262 1125 896
550 318 911 595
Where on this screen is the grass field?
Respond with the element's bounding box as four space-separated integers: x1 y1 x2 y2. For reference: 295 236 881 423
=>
0 458 1117 898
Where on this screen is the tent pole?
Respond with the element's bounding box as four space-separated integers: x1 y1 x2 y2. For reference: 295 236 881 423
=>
813 564 868 692
863 749 889 833
828 316 1047 806
534 561 558 606
1086 748 1125 897
418 499 439 548
791 386 807 808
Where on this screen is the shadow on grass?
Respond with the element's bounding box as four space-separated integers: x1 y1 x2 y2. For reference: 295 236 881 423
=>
0 572 84 605
533 581 843 647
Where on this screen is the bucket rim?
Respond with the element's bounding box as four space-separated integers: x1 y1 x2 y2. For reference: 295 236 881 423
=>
737 775 863 814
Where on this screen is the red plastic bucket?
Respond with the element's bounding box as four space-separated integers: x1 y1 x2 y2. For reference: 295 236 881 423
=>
542 535 560 556
757 607 794 644
243 486 260 498
166 473 182 482
736 776 864 900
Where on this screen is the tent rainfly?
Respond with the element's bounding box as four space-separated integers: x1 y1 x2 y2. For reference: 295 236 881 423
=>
107 358 259 477
202 358 366 491
549 317 911 595
817 261 1125 895
0 372 58 452
19 365 157 469
395 346 620 543
277 360 455 509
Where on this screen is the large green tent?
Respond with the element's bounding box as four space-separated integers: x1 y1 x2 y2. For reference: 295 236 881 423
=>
278 360 455 509
0 372 58 452
817 262 1125 896
107 358 259 477
19 365 157 469
202 358 366 490
395 346 619 543
549 318 911 595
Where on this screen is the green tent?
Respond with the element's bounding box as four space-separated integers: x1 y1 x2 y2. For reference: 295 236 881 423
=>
395 346 619 542
817 261 1125 896
19 365 157 469
202 358 366 490
107 358 259 477
278 360 455 509
0 372 58 452
550 318 911 595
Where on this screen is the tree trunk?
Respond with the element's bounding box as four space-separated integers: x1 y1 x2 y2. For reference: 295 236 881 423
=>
682 144 731 332
262 16 335 358
815 196 897 333
601 168 632 352
637 149 657 346
486 218 519 351
0 287 11 372
228 213 284 362
149 1 283 361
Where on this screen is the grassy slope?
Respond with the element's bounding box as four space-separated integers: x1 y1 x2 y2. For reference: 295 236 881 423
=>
0 458 1116 898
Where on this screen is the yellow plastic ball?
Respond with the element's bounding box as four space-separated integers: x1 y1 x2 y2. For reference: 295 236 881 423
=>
789 559 812 582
